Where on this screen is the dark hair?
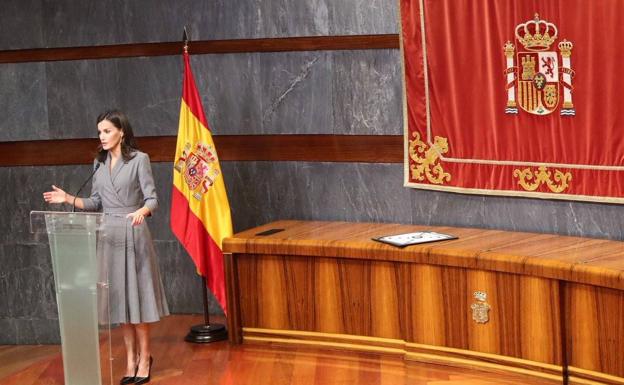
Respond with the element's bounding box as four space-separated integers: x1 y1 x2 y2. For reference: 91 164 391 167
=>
95 109 139 163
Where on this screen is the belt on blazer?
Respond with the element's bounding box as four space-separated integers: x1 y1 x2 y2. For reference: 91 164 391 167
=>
103 206 142 215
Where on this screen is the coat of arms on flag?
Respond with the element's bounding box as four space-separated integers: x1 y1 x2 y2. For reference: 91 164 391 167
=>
503 14 575 116
174 142 221 200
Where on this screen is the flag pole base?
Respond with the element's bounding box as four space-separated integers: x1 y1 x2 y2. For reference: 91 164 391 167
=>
184 323 228 343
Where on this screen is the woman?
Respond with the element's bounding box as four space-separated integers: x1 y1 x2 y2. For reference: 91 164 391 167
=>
43 110 169 385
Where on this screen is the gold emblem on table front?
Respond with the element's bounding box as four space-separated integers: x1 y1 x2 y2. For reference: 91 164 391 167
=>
471 291 491 324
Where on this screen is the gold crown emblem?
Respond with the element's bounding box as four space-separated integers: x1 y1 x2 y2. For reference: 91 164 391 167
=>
195 143 216 162
503 41 514 54
473 291 487 302
558 39 573 52
515 13 558 51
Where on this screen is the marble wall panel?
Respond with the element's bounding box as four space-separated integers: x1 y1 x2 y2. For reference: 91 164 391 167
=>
194 50 393 135
224 161 624 241
45 56 180 140
332 50 402 134
45 59 122 139
37 0 392 49
327 0 399 35
309 162 412 223
34 49 398 140
243 0 330 38
0 0 44 50
0 319 19 345
191 0 331 39
43 50 335 138
407 183 624 240
480 195 563 234
112 1 215 44
0 318 60 345
0 165 62 344
41 0 126 48
409 189 486 229
555 201 624 239
191 51 334 135
222 161 414 231
0 168 10 245
0 63 49 141
220 162 276 231
2 51 404 140
480 195 624 239
0 244 56 320
257 51 333 134
117 56 182 136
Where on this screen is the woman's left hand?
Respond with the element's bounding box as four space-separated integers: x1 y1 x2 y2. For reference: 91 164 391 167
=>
126 210 145 226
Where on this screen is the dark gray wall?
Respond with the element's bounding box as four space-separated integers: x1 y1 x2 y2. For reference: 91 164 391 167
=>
0 0 621 344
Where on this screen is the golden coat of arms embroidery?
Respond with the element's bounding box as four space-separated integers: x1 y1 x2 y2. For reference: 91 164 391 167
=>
504 14 575 116
174 142 221 200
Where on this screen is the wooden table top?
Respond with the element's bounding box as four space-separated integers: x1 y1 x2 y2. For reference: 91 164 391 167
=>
223 220 624 290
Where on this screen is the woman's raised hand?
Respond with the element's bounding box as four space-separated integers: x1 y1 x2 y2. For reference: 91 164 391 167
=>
43 185 68 204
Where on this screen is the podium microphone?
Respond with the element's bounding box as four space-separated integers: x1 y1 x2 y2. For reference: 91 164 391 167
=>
72 163 101 212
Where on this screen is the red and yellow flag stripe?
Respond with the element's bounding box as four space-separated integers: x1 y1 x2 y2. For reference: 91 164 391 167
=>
171 50 233 314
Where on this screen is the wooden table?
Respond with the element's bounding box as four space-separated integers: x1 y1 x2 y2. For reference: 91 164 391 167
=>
223 220 624 385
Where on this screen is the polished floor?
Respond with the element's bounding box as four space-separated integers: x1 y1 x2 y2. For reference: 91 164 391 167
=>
0 315 557 385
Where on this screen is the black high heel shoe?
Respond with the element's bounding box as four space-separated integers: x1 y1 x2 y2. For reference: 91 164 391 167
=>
134 356 153 385
120 361 138 385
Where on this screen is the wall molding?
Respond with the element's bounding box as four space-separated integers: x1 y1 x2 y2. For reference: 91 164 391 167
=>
0 35 399 64
0 135 403 166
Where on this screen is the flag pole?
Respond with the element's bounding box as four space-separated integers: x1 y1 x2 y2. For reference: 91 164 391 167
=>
185 277 227 343
181 26 228 344
182 26 190 53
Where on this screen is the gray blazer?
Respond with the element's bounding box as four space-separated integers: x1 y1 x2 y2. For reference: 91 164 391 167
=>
84 150 169 324
83 151 158 213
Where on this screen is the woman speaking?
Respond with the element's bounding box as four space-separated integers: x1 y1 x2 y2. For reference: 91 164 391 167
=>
43 110 169 385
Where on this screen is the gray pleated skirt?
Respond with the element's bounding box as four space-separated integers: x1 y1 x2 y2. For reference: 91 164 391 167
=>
98 213 169 325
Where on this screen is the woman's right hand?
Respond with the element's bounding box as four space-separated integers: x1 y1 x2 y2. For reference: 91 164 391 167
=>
43 185 68 204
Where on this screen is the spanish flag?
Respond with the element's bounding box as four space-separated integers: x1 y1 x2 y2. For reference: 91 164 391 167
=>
171 50 233 315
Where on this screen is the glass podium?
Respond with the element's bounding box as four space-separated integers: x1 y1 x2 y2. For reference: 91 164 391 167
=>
30 211 112 385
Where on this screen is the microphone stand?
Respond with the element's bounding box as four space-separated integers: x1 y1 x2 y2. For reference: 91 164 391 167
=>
72 163 101 212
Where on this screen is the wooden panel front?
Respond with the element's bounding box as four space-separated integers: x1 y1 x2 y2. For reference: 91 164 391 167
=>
237 254 403 339
224 220 624 383
567 283 624 383
235 253 561 366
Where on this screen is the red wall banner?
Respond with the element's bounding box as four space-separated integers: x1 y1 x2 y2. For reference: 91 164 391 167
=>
401 0 624 203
